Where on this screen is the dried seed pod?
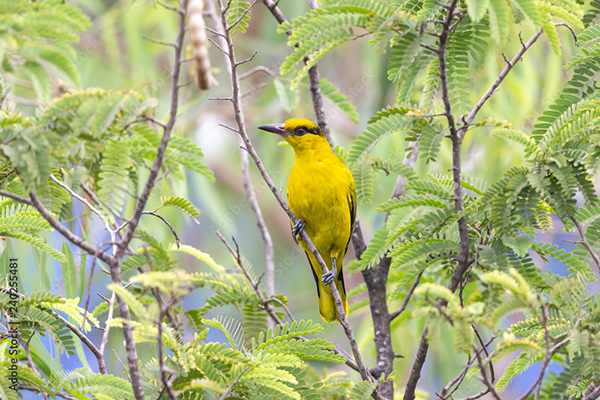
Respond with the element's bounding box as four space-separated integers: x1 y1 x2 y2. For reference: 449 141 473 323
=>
188 0 211 90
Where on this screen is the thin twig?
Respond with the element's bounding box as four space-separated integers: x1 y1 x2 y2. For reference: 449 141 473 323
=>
143 36 178 48
156 298 177 400
227 0 258 30
555 22 577 43
473 345 502 400
238 65 277 80
58 314 107 374
390 270 423 320
460 29 543 139
215 0 373 386
142 211 181 248
112 349 131 382
111 0 190 396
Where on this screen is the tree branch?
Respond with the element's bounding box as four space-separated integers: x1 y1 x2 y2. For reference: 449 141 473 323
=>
515 308 569 400
106 1 190 397
460 30 543 138
27 193 115 265
404 2 467 398
208 0 276 327
389 270 423 321
213 4 375 384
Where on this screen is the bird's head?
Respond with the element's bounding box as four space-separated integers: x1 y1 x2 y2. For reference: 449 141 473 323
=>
258 118 328 152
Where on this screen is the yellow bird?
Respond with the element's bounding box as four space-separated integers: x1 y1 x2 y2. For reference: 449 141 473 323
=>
259 118 356 322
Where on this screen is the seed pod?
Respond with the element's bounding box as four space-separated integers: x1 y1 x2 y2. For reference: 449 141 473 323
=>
188 0 211 90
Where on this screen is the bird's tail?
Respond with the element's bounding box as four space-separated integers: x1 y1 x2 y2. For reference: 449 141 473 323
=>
305 252 349 323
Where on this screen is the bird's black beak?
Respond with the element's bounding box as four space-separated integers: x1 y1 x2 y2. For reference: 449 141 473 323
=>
258 123 288 136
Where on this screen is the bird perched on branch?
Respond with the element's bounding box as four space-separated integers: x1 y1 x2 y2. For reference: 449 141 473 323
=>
258 118 355 322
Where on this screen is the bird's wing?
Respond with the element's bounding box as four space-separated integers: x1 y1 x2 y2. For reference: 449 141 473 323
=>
343 177 357 255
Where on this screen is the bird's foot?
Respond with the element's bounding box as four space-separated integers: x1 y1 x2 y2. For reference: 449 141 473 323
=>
322 265 337 286
292 219 306 244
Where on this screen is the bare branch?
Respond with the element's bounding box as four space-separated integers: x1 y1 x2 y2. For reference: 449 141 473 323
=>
27 193 115 265
236 50 258 66
108 0 191 397
216 231 362 374
215 0 374 386
460 30 543 138
58 314 107 374
142 210 181 248
555 22 577 42
473 345 502 400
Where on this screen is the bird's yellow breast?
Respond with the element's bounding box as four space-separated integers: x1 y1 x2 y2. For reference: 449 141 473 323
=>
287 153 355 260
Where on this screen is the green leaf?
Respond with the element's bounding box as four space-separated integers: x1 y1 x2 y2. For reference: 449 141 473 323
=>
502 234 533 258
488 0 510 43
274 79 299 113
466 0 490 23
8 232 66 262
61 241 77 299
513 0 542 26
349 381 377 400
172 244 225 272
160 196 200 220
227 1 253 35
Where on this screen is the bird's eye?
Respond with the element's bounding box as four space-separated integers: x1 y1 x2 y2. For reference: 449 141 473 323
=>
295 127 306 135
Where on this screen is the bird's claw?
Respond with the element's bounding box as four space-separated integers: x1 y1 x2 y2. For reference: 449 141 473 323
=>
322 266 337 286
292 219 306 244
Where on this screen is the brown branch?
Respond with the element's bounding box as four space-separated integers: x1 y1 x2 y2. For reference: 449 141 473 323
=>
404 2 465 398
238 65 277 80
220 367 250 399
216 231 362 374
582 384 600 400
215 0 376 388
156 297 177 400
58 315 107 374
473 345 502 400
19 386 78 400
106 1 190 397
142 211 181 248
208 0 276 321
460 30 543 138
438 332 497 399
27 193 115 265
